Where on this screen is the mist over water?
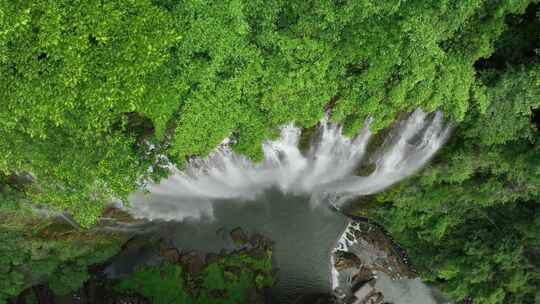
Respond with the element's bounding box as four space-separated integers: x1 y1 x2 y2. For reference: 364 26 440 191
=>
123 109 452 303
129 109 451 221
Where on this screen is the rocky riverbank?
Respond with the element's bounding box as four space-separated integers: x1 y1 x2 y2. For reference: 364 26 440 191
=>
331 219 418 304
116 226 277 303
10 227 277 304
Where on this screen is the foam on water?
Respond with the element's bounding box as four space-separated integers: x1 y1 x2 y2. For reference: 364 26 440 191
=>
129 109 451 220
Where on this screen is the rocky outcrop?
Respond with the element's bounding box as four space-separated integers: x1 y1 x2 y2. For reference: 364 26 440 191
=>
332 220 416 304
334 251 362 270
351 281 382 304
249 233 273 248
230 227 248 246
159 240 180 263
180 251 205 274
351 267 374 290
354 162 376 177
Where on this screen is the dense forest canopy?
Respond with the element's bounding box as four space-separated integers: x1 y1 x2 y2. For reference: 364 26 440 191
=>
1 0 535 225
374 4 540 302
1 0 539 303
375 63 540 304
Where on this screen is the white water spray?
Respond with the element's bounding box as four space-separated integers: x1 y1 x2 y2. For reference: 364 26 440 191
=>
129 109 451 221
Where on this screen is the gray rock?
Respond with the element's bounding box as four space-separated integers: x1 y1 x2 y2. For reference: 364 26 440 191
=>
160 247 180 263
230 227 248 246
180 251 205 274
334 251 362 270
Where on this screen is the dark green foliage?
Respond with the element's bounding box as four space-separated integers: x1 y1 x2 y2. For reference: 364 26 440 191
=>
0 0 181 226
1 1 540 303
0 224 123 303
375 58 540 303
475 3 540 70
116 250 274 304
0 181 124 303
116 264 191 304
1 0 536 225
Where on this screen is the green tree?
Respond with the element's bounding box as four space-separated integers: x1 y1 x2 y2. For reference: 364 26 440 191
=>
375 51 540 303
116 250 274 304
0 0 536 226
0 178 124 303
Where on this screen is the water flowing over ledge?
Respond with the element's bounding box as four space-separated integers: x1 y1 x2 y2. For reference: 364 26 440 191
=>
129 109 451 221
331 219 450 304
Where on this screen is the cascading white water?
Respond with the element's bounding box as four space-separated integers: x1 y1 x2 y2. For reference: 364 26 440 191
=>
129 109 451 221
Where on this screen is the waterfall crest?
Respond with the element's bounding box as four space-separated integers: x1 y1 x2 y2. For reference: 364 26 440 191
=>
129 109 451 221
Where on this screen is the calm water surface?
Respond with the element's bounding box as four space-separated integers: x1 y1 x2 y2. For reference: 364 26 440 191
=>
108 189 447 303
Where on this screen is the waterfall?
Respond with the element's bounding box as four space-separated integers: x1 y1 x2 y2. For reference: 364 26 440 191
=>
129 109 451 221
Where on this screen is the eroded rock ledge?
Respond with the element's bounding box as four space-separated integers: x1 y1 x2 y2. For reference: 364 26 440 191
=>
332 219 416 304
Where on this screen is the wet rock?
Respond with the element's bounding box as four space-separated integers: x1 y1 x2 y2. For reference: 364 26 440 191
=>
355 162 377 177
334 251 362 270
299 125 319 155
247 246 267 259
118 237 148 252
160 248 180 263
351 282 382 304
159 240 180 263
230 227 248 246
352 229 363 239
180 251 205 274
352 267 374 290
372 292 384 304
249 233 272 248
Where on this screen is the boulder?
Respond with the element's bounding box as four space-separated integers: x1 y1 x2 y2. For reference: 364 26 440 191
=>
160 248 180 263
352 283 376 304
247 247 267 259
180 251 205 274
334 251 362 270
355 162 377 177
159 240 180 263
352 267 374 289
249 233 273 248
230 227 248 246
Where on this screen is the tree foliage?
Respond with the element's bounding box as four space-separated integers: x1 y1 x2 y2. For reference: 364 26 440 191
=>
0 179 124 303
1 0 536 225
375 12 540 301
116 251 274 304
